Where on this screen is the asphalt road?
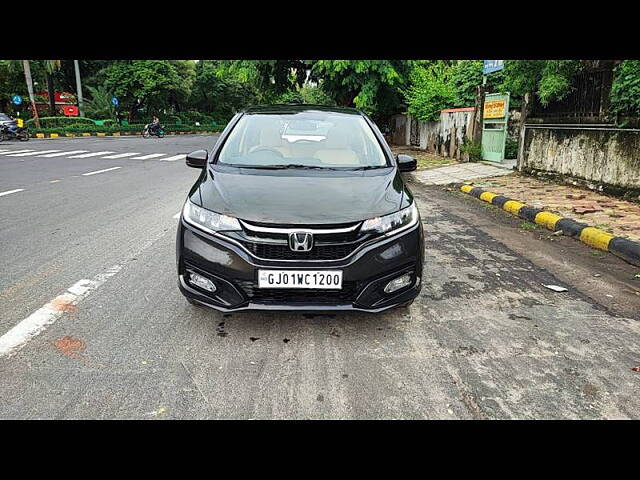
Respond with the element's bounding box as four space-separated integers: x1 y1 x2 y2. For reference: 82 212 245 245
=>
1 135 639 419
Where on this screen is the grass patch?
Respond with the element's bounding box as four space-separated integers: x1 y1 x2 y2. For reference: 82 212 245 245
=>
519 221 538 231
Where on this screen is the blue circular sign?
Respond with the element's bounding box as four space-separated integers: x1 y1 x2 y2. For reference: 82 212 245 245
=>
111 97 119 107
12 95 23 105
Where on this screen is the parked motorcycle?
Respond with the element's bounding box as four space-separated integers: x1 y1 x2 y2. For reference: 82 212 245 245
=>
142 124 165 138
0 124 30 142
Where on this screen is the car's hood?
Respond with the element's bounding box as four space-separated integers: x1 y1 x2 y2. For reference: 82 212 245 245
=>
197 167 408 225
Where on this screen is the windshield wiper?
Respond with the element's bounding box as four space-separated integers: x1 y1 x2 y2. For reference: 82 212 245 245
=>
347 165 389 170
231 163 341 170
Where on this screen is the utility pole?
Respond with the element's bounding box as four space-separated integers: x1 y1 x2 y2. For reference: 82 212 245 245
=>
74 60 84 117
22 60 40 129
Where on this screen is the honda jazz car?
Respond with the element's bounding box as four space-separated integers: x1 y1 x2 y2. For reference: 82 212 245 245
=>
176 105 423 312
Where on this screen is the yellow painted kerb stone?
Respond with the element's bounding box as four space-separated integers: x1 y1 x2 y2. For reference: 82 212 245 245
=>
97 132 106 137
50 133 59 138
460 185 473 193
534 211 563 230
480 191 497 203
579 227 614 251
503 200 525 215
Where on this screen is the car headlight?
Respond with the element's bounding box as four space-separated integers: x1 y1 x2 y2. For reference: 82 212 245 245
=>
361 203 419 235
182 200 241 233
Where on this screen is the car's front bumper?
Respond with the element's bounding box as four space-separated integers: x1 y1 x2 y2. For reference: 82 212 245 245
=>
176 218 424 313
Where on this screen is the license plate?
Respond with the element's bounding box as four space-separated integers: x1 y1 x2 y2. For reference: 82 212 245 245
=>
258 270 343 289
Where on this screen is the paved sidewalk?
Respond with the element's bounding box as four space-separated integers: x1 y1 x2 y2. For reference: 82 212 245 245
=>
414 162 512 185
471 174 640 243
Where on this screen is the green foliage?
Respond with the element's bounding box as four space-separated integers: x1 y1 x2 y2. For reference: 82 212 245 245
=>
460 139 483 161
101 60 186 118
25 116 96 128
273 85 335 106
505 137 518 159
84 85 115 118
310 60 414 117
501 60 582 106
405 62 456 121
610 60 640 117
189 61 258 120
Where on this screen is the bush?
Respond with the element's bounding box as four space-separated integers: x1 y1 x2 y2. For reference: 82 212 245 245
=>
460 138 483 161
505 137 518 159
26 116 97 128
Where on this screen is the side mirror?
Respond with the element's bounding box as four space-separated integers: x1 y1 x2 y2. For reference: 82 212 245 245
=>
186 149 208 168
397 154 417 172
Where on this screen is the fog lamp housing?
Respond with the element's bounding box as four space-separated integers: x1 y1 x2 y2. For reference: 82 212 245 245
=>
189 272 217 293
384 273 413 294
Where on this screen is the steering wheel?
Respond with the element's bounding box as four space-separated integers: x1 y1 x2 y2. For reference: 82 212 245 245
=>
250 147 284 157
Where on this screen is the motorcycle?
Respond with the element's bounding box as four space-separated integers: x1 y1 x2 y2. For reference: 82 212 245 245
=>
142 123 165 138
0 124 30 142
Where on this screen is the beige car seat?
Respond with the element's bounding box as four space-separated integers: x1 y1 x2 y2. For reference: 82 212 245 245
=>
315 126 359 165
248 122 289 157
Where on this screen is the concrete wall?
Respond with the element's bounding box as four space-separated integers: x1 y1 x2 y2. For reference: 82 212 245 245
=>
390 108 475 161
520 126 640 189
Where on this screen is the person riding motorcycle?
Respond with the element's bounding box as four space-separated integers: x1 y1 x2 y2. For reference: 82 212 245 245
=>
148 115 161 135
4 116 19 136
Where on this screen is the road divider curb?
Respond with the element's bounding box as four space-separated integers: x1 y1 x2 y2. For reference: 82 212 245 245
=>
459 183 640 267
30 131 221 139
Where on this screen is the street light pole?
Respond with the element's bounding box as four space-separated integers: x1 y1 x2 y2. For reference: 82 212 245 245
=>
74 60 84 118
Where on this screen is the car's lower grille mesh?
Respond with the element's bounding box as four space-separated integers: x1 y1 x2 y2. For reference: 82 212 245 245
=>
237 280 359 304
239 241 359 260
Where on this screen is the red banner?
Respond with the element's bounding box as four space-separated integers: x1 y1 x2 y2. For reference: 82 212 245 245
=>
35 91 76 104
63 105 79 116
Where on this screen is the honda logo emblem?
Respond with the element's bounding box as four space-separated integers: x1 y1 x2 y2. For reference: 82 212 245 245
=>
289 232 313 252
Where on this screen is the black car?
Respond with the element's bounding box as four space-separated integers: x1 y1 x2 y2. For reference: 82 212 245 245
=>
176 105 424 312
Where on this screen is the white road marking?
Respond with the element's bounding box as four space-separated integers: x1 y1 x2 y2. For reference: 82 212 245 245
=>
82 166 122 176
0 188 25 197
131 153 166 160
101 152 140 159
173 212 181 219
0 265 122 358
0 149 15 153
160 154 186 162
6 150 60 157
38 150 88 157
68 151 115 158
0 149 34 156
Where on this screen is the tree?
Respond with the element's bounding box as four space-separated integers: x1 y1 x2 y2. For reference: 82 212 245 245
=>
83 85 115 118
609 60 640 117
22 60 40 127
500 60 582 106
309 60 414 119
404 61 457 122
43 60 61 115
101 60 184 121
188 61 258 120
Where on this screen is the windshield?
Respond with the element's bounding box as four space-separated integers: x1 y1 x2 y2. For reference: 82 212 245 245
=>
217 111 389 169
0 114 11 121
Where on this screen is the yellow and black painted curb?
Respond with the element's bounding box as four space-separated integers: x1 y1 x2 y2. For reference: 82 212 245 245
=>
31 131 219 139
460 184 640 267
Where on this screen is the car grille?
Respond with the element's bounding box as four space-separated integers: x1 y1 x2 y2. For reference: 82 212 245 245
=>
237 280 360 304
231 219 369 261
239 241 359 261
